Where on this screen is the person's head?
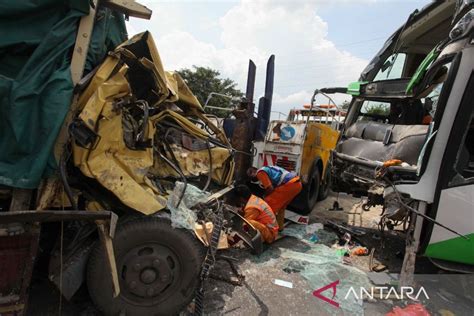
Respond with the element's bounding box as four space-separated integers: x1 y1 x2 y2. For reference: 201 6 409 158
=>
234 184 252 206
247 167 258 181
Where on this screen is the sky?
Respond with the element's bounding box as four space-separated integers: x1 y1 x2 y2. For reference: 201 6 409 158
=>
127 0 429 117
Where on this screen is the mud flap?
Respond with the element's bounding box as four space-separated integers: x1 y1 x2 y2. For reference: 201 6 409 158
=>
49 241 95 300
96 219 120 297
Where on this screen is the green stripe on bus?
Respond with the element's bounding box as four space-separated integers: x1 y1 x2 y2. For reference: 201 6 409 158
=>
424 233 474 265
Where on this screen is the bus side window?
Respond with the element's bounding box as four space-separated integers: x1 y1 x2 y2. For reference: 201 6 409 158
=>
449 113 474 186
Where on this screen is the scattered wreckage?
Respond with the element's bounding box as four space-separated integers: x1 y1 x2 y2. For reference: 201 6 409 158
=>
2 0 474 315
0 1 272 315
327 0 474 275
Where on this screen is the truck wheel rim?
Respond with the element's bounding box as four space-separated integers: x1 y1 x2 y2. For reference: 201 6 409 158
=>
118 242 181 306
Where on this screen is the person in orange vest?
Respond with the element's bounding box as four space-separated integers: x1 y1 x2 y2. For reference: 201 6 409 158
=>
247 166 302 230
235 185 279 244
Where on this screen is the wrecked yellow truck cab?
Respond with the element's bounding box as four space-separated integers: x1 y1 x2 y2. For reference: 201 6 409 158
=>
72 32 234 215
1 10 253 312
60 32 253 315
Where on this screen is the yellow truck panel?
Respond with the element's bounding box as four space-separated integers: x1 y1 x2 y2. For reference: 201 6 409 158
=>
301 122 339 183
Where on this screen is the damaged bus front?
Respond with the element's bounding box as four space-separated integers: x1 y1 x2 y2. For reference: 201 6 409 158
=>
331 0 474 271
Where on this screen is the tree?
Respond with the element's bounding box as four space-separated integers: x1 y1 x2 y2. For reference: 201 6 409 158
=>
364 102 390 116
340 100 350 110
176 66 244 117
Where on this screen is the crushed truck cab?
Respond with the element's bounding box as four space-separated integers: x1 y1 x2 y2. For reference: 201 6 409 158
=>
0 3 260 315
72 31 234 215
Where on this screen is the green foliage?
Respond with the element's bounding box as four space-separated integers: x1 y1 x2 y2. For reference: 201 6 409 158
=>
363 102 390 116
340 100 350 110
177 66 243 117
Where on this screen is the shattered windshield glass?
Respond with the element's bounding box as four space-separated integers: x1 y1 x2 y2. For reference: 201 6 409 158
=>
418 60 453 119
374 53 407 81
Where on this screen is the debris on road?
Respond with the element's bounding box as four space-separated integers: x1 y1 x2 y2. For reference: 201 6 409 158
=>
326 220 367 236
306 222 324 233
167 182 209 230
328 200 345 211
281 222 339 245
267 221 372 314
280 244 371 314
273 279 294 289
284 209 309 224
385 303 431 316
351 246 369 256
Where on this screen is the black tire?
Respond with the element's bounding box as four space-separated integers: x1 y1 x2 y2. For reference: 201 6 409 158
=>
87 217 203 316
290 164 321 215
317 166 331 201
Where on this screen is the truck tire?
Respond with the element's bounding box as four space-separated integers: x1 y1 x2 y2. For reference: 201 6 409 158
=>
291 165 320 215
317 166 331 201
87 217 203 316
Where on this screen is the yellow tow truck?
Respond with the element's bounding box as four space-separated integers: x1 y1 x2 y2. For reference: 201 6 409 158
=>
253 90 344 214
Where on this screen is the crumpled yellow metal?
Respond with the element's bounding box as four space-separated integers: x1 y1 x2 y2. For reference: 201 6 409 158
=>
73 31 233 215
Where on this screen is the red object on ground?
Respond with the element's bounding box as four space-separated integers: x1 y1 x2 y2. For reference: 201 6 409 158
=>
351 246 369 256
386 304 431 316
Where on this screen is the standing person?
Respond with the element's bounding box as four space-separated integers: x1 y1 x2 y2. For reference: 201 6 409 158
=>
247 166 302 230
235 185 278 244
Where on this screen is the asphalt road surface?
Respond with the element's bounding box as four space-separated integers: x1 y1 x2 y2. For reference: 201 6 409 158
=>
27 192 473 315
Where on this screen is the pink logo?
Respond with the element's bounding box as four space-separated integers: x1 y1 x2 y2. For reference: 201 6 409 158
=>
312 280 340 308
